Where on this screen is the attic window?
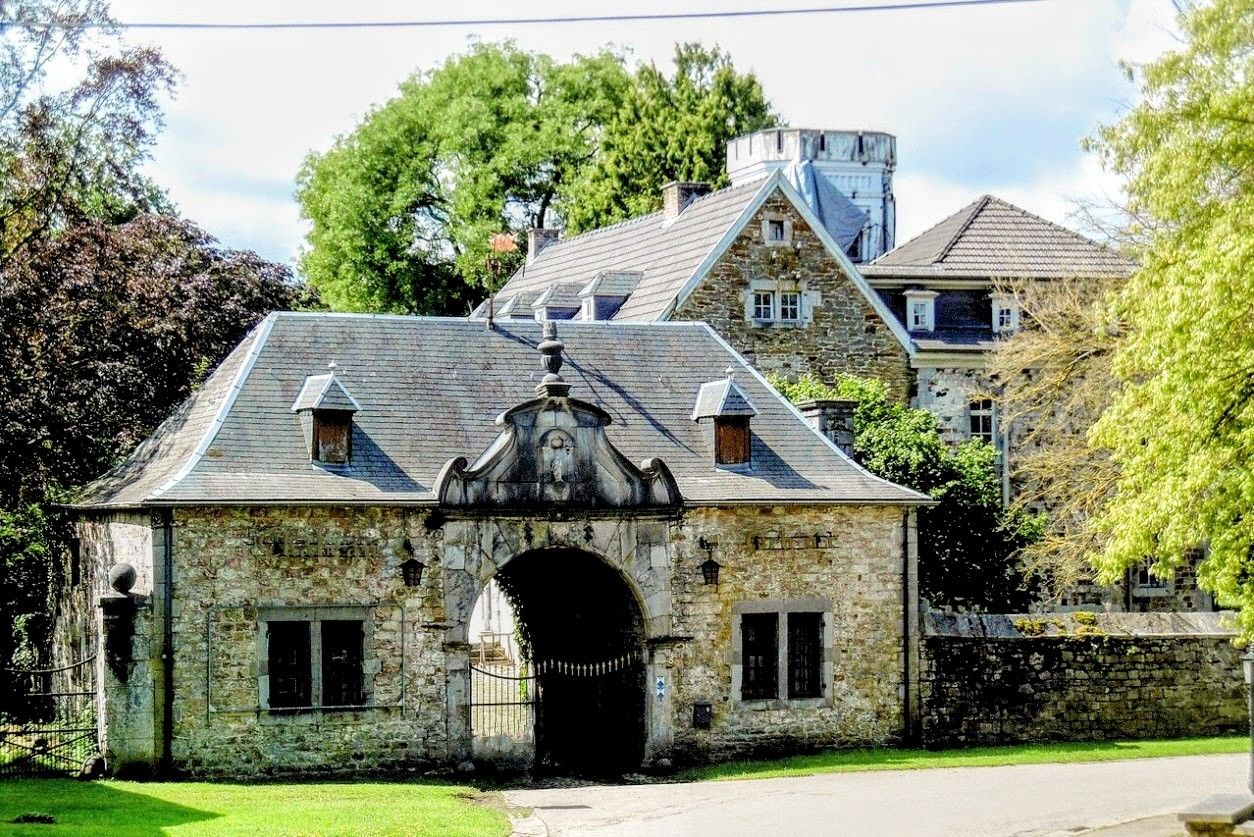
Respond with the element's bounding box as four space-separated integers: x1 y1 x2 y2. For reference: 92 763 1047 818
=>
767 219 785 242
292 367 361 467
903 289 938 332
692 374 757 468
992 295 1021 334
714 416 751 465
313 412 353 464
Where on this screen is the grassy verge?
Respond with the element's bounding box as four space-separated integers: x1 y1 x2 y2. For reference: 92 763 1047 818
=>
680 736 1249 782
0 778 511 836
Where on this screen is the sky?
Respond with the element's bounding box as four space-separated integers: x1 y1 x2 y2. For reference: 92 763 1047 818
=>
104 0 1183 269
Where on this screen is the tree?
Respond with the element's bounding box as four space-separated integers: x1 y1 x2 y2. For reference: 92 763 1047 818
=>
0 0 175 263
560 43 776 232
0 1 317 679
0 215 313 678
1086 0 1254 635
985 276 1125 599
296 42 777 315
771 374 1042 611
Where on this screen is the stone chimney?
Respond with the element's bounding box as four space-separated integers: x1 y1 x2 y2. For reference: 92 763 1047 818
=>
662 182 712 221
527 228 560 262
797 399 856 457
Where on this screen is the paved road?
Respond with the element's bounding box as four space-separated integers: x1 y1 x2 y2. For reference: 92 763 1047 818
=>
506 754 1245 836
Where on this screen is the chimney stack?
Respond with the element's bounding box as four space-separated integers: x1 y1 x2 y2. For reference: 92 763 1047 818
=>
797 399 856 457
662 182 712 221
527 228 560 262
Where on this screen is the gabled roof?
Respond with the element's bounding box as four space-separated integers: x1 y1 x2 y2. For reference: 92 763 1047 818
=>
692 377 757 420
74 314 928 509
486 171 913 353
492 179 766 323
291 372 361 413
862 195 1136 280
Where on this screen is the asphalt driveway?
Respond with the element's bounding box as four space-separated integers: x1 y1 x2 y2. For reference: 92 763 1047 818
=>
506 753 1245 836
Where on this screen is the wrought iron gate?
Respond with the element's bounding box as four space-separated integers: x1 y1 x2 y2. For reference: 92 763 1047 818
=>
469 661 537 743
0 656 98 778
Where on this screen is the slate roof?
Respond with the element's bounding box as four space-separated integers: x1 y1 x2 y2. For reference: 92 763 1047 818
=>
76 313 928 508
490 179 767 322
861 195 1136 280
291 373 361 413
691 378 758 420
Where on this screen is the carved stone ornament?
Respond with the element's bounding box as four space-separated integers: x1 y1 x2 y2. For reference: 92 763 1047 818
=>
434 323 681 510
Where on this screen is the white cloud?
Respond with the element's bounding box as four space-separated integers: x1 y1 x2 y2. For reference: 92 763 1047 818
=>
104 0 1181 265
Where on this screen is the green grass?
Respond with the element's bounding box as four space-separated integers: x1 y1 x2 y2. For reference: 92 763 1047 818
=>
0 778 511 836
680 735 1249 782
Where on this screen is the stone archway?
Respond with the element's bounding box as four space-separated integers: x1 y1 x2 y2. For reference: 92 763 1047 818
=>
490 547 647 774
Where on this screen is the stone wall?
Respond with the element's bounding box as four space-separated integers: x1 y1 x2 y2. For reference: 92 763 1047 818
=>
669 505 913 762
919 611 1245 747
73 501 916 777
675 191 912 402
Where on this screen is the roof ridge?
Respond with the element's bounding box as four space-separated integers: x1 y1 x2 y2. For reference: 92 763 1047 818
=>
935 195 992 263
982 195 1135 263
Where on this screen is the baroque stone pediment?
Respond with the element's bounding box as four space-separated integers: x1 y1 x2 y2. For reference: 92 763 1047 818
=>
434 395 681 510
434 321 680 511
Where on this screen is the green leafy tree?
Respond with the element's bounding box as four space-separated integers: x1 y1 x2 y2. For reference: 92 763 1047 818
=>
1087 0 1254 635
772 374 1042 611
296 42 776 314
561 43 777 232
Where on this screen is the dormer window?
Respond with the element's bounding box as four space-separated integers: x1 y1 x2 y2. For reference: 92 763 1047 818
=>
312 412 353 464
992 295 1021 334
292 367 361 466
692 373 758 467
903 289 938 332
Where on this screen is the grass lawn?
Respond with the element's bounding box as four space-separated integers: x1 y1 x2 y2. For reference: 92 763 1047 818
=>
680 735 1249 782
0 778 511 836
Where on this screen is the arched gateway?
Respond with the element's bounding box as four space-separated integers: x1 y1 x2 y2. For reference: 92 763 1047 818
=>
436 322 680 772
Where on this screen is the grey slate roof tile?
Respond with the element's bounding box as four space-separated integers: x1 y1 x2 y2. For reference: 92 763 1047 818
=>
76 313 928 508
862 195 1136 279
691 378 758 420
491 180 768 322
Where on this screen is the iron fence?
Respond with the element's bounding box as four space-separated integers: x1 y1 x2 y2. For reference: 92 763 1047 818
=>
0 656 98 778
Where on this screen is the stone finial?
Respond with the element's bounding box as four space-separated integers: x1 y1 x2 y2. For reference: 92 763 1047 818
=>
535 320 571 398
108 562 137 595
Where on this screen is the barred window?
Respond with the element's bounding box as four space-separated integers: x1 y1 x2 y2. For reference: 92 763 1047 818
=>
321 620 365 706
778 292 801 322
767 219 786 242
787 613 822 699
741 613 778 700
969 399 995 443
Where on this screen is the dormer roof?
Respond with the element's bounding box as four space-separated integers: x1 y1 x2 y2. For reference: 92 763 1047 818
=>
691 377 758 421
291 373 361 413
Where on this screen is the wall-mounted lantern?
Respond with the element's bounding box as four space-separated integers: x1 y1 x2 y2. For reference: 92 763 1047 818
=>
698 536 721 586
400 558 426 588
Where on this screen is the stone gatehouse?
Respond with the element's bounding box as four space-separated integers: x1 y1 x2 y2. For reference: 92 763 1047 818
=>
65 313 928 776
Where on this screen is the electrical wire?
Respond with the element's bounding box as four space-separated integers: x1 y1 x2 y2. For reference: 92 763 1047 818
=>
21 0 1055 31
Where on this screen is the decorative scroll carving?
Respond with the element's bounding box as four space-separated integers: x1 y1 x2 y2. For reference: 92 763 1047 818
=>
434 396 681 511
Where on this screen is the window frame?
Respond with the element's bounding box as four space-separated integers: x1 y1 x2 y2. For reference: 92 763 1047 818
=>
258 606 373 713
904 290 937 332
740 612 779 701
778 291 802 322
733 599 831 708
992 295 1021 334
968 399 996 444
751 290 775 322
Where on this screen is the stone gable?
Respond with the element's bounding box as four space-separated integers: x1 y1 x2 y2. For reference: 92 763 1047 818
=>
674 191 911 401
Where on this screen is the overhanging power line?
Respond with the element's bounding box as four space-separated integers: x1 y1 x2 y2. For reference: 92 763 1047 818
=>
21 0 1055 31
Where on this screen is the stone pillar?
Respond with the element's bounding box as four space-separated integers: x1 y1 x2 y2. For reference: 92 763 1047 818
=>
644 644 676 768
444 640 473 765
904 508 921 744
797 399 856 457
97 563 158 775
